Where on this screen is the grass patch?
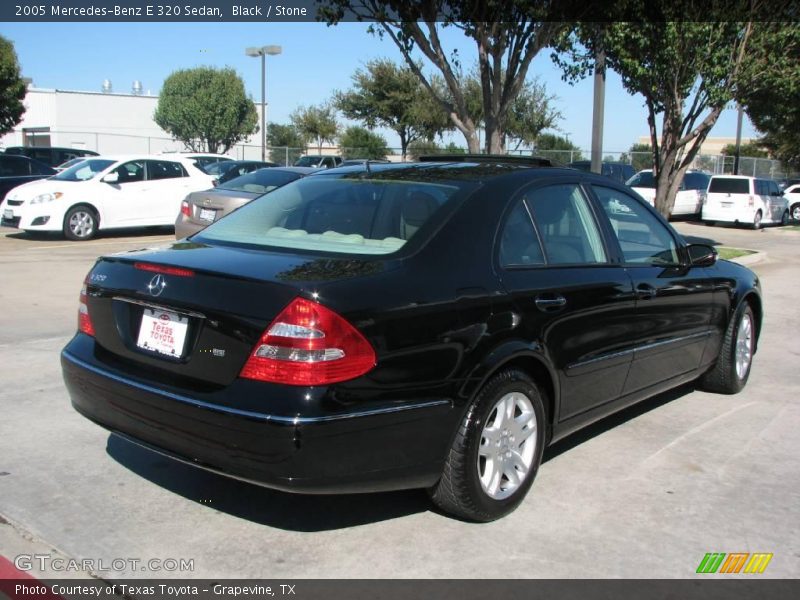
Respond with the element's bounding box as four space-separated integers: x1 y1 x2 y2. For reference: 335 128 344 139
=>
716 246 756 260
780 224 800 232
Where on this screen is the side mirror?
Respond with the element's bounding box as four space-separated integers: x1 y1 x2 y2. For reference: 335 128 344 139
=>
102 172 119 184
687 243 717 267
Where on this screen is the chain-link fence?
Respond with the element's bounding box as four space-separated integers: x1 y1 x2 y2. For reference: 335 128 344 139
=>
2 130 795 179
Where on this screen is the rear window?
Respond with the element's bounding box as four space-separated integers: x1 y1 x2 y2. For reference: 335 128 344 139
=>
627 171 655 188
196 174 468 255
683 172 710 190
218 169 299 194
709 178 750 194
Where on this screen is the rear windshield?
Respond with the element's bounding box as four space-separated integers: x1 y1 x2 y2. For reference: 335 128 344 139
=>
196 173 469 255
627 171 655 188
709 178 750 194
218 169 300 194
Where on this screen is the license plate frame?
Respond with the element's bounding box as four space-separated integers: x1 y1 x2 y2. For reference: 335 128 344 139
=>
136 308 189 358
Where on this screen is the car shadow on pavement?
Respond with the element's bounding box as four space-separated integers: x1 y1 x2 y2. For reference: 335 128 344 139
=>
3 227 174 242
105 434 430 531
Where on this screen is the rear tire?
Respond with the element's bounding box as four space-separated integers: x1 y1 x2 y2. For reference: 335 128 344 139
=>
781 210 790 226
751 210 762 230
64 205 98 241
699 303 755 394
429 369 546 522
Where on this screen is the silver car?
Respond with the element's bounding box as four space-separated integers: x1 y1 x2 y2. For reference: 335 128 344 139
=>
175 167 318 239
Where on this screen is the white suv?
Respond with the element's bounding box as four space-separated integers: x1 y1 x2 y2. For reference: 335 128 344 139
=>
1 155 214 240
627 169 710 217
702 175 789 229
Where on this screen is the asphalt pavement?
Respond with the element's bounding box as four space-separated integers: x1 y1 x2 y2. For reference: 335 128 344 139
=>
0 222 798 579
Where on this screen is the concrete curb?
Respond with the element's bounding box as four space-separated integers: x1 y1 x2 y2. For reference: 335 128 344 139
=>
731 250 767 266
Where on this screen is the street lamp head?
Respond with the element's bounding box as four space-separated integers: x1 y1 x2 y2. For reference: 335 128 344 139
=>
245 45 282 57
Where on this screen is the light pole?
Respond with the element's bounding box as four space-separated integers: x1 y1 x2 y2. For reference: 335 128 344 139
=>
246 45 282 162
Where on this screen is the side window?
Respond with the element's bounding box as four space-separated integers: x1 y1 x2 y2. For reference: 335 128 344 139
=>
525 184 607 265
755 180 767 196
0 156 30 176
30 160 52 175
112 161 145 184
147 160 187 180
768 181 780 196
594 186 680 266
499 200 544 267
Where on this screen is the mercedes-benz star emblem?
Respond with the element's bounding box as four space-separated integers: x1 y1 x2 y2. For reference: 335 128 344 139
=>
147 274 167 297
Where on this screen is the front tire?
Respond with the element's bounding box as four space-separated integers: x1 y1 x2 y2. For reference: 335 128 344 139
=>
429 369 546 522
791 203 800 222
64 205 98 241
699 303 755 394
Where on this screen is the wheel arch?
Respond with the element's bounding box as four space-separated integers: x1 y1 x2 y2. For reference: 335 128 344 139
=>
65 202 102 228
740 290 763 354
459 342 560 440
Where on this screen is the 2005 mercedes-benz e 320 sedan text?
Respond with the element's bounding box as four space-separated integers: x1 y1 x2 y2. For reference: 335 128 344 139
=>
61 156 762 521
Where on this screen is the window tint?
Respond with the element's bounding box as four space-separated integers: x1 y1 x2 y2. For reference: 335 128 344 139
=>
594 186 680 266
147 160 187 180
113 161 145 183
30 149 53 164
709 178 750 194
29 160 54 175
526 184 607 265
768 181 780 196
0 156 31 176
499 201 544 267
683 172 710 191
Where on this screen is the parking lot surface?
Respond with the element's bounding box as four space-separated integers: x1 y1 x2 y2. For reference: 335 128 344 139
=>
1 222 798 578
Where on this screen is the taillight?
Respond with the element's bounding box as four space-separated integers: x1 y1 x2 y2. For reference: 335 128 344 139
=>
240 297 376 386
134 262 195 277
78 283 95 336
180 201 191 217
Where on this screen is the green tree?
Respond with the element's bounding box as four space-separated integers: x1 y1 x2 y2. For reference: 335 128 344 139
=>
407 139 441 159
721 141 769 159
339 126 390 159
321 1 571 153
736 24 800 170
556 12 778 217
0 35 26 136
290 104 338 154
534 133 583 162
266 123 305 165
442 142 466 154
335 59 449 160
629 143 653 171
154 67 257 153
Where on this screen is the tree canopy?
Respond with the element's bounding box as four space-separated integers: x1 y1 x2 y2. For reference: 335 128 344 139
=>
290 104 339 154
0 35 26 136
153 67 258 154
339 126 390 159
266 123 306 165
320 1 570 153
533 133 583 162
335 59 449 160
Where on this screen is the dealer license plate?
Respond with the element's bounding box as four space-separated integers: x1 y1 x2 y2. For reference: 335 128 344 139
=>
136 308 189 358
199 208 216 222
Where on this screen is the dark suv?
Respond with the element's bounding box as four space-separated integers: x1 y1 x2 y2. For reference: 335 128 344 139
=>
568 160 636 185
62 156 762 521
0 154 56 202
4 146 99 168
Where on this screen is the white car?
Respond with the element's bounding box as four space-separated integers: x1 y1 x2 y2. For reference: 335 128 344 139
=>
160 152 233 174
702 175 789 229
627 169 711 217
783 184 800 221
1 155 214 240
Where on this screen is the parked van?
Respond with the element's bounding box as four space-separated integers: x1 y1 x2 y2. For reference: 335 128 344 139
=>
3 146 99 168
702 175 789 229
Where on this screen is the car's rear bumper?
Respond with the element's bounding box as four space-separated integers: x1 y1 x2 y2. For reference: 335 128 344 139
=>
61 335 454 494
702 206 755 223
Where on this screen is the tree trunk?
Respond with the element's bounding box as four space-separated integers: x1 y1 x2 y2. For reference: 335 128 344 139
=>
463 128 480 153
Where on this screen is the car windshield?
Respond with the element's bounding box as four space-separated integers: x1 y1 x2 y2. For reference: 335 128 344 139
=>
627 171 656 188
52 159 115 181
218 169 300 194
709 178 750 194
196 172 471 256
294 156 322 167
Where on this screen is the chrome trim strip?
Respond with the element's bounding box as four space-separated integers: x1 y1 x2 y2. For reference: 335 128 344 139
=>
111 296 206 319
567 330 711 371
62 351 450 424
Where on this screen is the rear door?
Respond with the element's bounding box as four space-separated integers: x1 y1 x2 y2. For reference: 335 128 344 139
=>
591 185 715 394
145 159 195 223
497 181 637 420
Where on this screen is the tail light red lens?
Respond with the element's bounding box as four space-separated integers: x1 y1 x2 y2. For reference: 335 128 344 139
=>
134 262 195 277
180 201 191 217
748 195 755 207
240 297 376 386
78 283 95 337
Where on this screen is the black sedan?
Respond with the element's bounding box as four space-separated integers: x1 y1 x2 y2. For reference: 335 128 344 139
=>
62 157 762 521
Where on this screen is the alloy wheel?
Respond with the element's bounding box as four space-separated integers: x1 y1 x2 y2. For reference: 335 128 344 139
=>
69 211 95 239
735 312 753 380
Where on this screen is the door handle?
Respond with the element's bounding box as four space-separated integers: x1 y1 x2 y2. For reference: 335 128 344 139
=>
636 284 657 300
534 294 567 312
